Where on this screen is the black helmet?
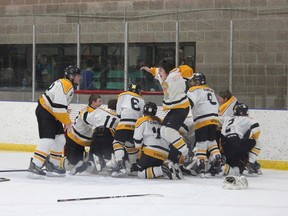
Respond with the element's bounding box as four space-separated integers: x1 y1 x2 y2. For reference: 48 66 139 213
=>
191 72 206 85
143 102 157 116
64 65 81 81
234 103 248 116
128 82 141 94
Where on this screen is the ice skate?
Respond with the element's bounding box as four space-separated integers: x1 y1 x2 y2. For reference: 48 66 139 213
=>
111 160 127 177
45 157 66 177
161 160 177 180
27 158 46 179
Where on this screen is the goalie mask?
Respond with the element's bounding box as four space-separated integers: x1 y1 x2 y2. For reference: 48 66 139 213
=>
143 102 157 116
190 72 206 86
128 82 141 94
64 65 81 83
234 103 248 116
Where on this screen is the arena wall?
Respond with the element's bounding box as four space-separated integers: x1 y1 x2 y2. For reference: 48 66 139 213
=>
0 101 287 170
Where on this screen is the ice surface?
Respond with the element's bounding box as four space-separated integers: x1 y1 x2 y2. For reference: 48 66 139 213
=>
0 152 288 216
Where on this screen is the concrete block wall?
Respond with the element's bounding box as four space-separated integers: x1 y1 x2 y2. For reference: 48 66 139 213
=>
0 0 287 109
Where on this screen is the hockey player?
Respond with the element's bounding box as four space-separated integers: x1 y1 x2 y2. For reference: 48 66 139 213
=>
140 59 190 164
133 102 181 180
185 72 222 177
87 99 119 173
216 90 240 150
64 94 102 175
111 82 145 177
220 103 261 175
218 90 239 118
140 62 193 91
28 65 81 178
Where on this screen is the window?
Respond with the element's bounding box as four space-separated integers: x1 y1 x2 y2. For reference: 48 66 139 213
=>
0 42 196 92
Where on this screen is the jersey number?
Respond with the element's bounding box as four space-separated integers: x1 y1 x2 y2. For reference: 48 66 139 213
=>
152 127 161 139
225 118 235 133
104 116 117 128
131 98 141 111
207 93 217 105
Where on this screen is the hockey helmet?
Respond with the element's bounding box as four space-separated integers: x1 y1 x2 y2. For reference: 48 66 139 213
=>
64 65 81 82
190 72 206 85
143 102 158 116
234 103 248 116
128 82 141 94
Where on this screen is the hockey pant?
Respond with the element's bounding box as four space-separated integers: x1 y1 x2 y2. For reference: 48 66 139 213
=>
90 128 114 160
136 153 165 179
161 107 189 156
65 135 86 166
113 129 138 163
195 125 220 162
222 136 256 171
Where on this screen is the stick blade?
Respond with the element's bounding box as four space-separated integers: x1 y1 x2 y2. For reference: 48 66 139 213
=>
0 177 10 182
147 194 164 197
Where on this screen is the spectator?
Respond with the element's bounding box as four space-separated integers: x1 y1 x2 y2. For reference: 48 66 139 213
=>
80 58 95 90
98 56 110 90
1 67 14 87
36 54 52 89
179 46 185 65
23 69 32 87
184 56 194 69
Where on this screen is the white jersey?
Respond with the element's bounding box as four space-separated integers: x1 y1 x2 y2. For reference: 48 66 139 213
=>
67 105 95 147
221 115 260 140
187 85 219 130
134 116 170 161
219 96 239 117
116 91 145 131
39 78 74 125
86 107 119 130
153 68 190 111
68 106 119 147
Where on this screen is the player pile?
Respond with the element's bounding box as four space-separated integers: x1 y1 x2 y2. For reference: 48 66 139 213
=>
26 62 262 190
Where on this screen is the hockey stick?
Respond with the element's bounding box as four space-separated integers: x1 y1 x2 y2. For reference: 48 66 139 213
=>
0 168 48 173
0 169 28 172
57 193 163 202
0 177 10 182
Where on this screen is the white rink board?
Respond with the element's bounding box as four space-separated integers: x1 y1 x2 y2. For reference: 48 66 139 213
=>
0 101 287 161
